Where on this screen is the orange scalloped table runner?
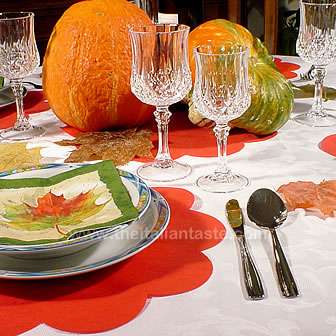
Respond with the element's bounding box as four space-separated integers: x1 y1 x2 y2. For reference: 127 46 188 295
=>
0 188 225 335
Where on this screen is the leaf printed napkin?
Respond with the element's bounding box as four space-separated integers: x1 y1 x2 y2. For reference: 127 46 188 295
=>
0 161 138 245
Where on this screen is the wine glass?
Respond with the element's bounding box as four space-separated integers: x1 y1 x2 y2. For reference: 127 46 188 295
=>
0 12 45 141
192 44 251 193
129 24 192 182
295 0 336 127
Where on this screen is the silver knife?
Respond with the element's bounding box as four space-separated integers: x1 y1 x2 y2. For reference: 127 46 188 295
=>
226 199 265 300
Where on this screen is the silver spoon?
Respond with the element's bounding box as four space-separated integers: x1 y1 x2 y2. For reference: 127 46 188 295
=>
247 188 299 298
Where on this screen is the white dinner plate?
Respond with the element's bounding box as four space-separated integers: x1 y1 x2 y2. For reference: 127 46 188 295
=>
0 189 170 280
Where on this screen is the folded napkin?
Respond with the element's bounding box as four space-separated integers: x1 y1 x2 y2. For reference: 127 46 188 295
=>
0 161 138 245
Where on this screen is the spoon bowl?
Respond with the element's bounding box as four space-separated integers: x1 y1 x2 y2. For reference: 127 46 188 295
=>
247 188 288 229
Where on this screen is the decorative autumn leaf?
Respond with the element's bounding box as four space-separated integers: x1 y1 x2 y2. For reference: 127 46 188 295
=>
30 192 89 218
0 142 41 172
2 189 108 234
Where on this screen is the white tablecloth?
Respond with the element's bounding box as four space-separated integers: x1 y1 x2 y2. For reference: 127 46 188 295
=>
22 56 336 336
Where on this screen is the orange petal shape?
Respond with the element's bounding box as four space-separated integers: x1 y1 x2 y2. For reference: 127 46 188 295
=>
319 134 336 158
274 57 301 79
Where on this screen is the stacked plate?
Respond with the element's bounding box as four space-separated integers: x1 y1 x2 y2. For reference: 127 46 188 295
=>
0 163 170 280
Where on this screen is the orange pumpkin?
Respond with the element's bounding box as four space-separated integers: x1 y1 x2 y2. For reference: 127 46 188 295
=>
43 0 153 131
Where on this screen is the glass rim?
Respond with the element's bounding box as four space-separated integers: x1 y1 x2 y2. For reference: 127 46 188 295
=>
128 23 190 34
0 12 34 20
301 1 336 5
194 44 249 57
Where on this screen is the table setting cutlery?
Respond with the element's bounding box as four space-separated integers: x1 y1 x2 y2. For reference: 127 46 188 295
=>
247 188 299 298
226 199 265 300
226 188 300 300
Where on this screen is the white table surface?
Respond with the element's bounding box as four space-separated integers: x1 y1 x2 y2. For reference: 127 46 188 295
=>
20 56 336 336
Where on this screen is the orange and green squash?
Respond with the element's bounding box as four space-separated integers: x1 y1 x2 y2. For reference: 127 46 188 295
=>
43 0 153 132
188 19 294 135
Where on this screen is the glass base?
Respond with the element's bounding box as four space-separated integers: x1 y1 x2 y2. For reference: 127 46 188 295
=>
0 125 46 141
137 160 192 182
293 111 336 127
197 171 249 193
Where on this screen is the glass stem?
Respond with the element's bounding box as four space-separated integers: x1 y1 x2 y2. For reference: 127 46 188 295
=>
154 106 173 167
214 123 230 174
312 66 326 117
11 80 30 131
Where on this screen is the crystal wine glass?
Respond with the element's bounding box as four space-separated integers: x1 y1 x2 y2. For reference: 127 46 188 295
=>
0 12 45 141
192 44 251 193
129 24 192 182
296 0 336 127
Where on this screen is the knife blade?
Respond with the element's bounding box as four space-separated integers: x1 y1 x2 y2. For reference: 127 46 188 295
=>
226 199 265 300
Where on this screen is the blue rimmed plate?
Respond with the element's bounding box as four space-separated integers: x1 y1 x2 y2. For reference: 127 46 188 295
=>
0 189 169 279
0 163 151 258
